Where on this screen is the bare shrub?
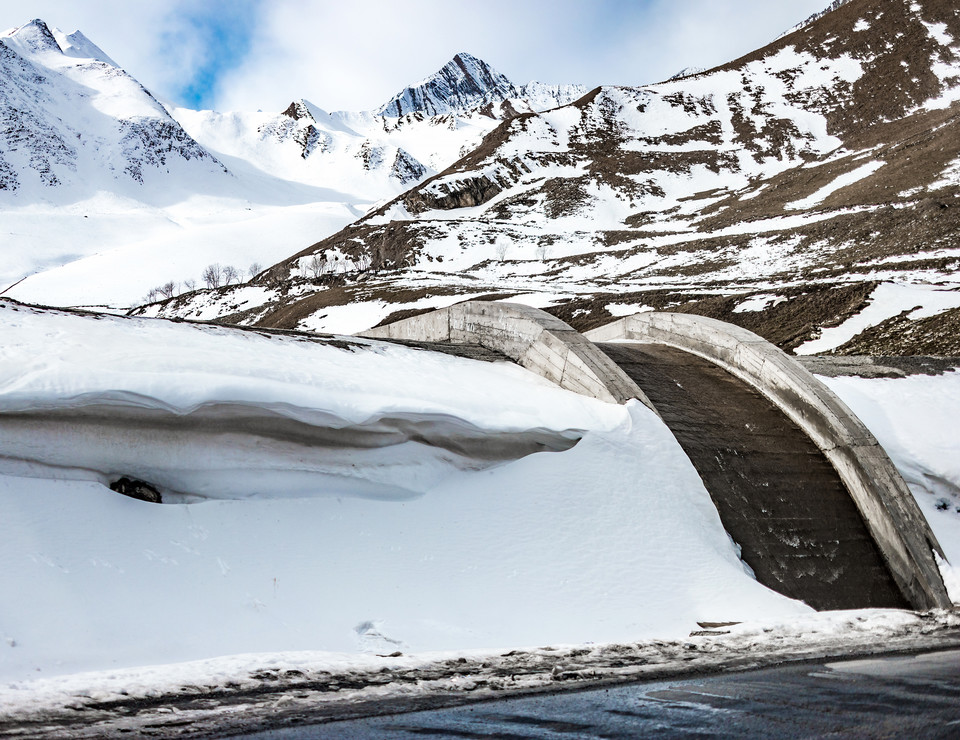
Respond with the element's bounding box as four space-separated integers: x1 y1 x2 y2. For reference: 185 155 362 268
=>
222 265 240 285
248 262 262 278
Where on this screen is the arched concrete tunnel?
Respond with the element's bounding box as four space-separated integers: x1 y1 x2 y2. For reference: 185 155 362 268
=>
360 301 953 612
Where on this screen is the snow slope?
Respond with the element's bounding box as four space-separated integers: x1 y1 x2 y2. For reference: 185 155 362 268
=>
0 19 226 202
0 301 808 681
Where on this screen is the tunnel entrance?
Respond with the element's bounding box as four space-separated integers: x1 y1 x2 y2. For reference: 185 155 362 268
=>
597 342 908 610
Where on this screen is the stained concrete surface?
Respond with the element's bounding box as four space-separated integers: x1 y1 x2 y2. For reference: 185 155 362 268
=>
586 312 951 611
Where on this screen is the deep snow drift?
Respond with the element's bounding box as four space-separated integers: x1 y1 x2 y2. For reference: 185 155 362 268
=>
0 301 812 682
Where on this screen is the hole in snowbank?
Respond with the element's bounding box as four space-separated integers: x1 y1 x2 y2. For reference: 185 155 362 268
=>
110 477 162 504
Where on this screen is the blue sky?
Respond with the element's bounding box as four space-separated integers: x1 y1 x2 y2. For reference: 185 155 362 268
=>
1 0 832 112
162 1 262 109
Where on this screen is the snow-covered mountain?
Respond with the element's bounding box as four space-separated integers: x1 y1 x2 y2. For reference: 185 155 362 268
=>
146 0 960 356
0 28 585 308
375 52 587 117
0 19 226 200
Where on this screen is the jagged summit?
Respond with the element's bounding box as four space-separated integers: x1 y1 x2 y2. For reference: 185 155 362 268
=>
376 52 517 117
3 18 61 53
374 51 588 118
2 19 120 68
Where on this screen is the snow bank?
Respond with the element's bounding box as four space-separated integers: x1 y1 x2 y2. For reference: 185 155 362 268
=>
822 371 960 603
0 303 808 681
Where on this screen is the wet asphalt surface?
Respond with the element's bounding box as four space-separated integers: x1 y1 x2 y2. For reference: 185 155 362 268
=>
237 648 960 739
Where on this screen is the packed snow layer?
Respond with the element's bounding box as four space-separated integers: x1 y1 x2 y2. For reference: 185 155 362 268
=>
822 371 960 602
0 302 810 681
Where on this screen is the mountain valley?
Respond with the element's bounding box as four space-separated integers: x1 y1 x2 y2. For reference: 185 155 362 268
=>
3 0 960 356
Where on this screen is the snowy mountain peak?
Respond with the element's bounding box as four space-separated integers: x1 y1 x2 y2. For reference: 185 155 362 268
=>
668 66 706 81
0 19 226 201
3 19 119 67
3 18 62 55
375 52 518 117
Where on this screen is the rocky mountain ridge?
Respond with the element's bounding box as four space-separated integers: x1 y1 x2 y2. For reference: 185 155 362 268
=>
376 51 587 117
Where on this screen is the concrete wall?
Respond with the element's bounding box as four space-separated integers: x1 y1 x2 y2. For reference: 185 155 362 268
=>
359 301 656 410
586 312 952 611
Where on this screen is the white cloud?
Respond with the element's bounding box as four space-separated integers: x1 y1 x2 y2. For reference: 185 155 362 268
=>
212 0 833 113
1 0 834 113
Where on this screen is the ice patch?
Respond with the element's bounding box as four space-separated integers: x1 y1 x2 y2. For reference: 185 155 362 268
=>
732 294 788 313
606 302 654 317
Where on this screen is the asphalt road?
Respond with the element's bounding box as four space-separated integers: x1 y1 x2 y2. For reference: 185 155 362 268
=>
239 648 960 739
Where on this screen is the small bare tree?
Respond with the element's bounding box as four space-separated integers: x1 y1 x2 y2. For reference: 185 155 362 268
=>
494 238 509 261
248 262 262 279
202 263 223 289
535 244 548 261
307 254 326 278
222 265 240 285
158 281 177 299
144 288 159 303
183 278 196 292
